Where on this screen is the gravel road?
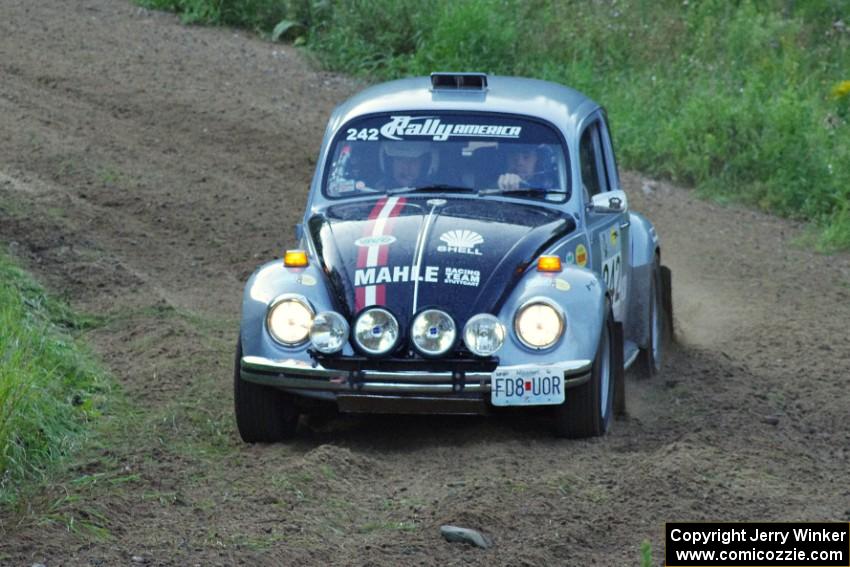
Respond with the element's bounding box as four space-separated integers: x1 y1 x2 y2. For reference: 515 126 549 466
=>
1 1 849 565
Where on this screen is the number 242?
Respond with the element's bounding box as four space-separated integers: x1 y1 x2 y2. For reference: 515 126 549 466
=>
346 128 378 141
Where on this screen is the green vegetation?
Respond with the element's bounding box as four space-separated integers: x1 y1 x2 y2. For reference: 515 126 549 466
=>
0 252 109 504
640 539 653 567
138 0 849 249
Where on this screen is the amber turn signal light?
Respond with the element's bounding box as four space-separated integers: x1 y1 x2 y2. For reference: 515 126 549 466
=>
284 249 309 267
536 255 562 272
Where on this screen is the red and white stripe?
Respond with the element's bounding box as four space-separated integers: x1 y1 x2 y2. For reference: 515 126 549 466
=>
355 196 406 311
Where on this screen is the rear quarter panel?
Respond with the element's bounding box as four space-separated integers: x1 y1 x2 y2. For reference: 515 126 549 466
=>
625 211 660 349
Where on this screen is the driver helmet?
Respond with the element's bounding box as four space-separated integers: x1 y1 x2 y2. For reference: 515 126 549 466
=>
504 143 558 188
379 141 440 176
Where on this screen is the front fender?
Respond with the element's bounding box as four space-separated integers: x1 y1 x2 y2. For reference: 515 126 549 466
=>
240 260 348 361
495 266 607 366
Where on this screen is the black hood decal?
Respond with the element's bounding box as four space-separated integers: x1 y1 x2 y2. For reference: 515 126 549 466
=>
309 196 575 330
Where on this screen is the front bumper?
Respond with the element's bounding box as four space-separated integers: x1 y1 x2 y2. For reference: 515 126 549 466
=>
240 355 592 413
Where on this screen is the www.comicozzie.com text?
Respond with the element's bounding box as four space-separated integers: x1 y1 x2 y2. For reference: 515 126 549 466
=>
669 526 848 546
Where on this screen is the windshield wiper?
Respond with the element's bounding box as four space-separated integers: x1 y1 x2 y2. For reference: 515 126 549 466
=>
479 188 550 197
388 184 476 195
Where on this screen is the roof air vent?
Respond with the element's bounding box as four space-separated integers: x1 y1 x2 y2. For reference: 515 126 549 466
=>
430 72 488 91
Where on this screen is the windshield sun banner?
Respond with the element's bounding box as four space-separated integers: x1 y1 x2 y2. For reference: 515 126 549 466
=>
325 112 569 201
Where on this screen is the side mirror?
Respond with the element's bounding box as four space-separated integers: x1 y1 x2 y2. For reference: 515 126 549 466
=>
588 190 628 214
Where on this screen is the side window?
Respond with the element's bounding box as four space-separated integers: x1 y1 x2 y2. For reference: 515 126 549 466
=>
597 113 619 190
579 121 610 198
579 126 600 197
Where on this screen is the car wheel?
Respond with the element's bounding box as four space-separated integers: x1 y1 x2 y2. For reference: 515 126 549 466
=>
233 338 299 443
661 264 674 342
552 299 616 438
635 258 667 379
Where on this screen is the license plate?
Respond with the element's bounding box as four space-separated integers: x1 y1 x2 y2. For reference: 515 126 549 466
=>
491 365 567 407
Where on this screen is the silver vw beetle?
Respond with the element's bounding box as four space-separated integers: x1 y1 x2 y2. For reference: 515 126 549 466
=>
235 73 672 440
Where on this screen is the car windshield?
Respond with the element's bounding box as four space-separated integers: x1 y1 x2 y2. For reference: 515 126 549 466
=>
324 113 570 202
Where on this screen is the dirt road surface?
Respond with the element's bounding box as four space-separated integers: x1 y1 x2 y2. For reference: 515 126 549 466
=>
2 1 849 565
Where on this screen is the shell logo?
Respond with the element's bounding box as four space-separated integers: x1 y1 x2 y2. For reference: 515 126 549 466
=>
439 229 484 249
437 230 484 255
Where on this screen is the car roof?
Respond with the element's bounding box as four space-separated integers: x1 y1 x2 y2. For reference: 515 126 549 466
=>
327 75 600 136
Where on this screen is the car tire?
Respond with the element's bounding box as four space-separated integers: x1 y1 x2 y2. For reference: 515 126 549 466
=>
233 338 299 443
661 265 674 342
612 320 627 417
635 257 667 379
553 299 616 438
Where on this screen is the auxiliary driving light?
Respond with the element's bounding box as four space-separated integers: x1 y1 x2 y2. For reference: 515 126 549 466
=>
352 308 400 356
309 311 349 354
463 313 505 356
411 309 456 357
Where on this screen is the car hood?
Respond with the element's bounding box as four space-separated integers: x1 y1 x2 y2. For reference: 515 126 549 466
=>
308 195 575 329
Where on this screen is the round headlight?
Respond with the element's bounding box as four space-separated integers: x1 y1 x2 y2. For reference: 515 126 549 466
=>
353 308 400 355
411 309 456 357
514 298 565 350
309 311 349 354
463 313 505 356
267 295 314 346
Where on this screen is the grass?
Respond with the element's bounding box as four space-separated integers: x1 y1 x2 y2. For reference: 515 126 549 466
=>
640 539 653 567
358 519 417 534
38 496 114 542
0 252 110 505
138 0 850 250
